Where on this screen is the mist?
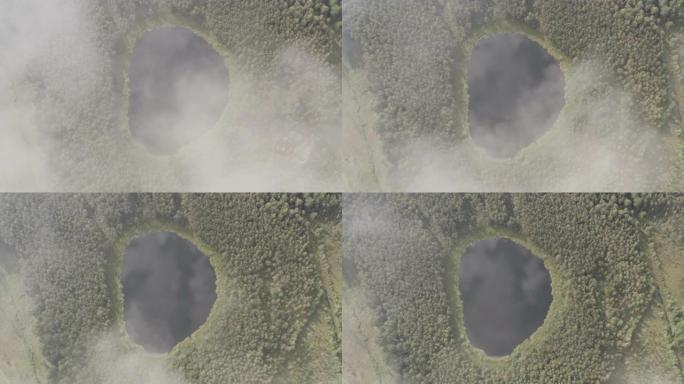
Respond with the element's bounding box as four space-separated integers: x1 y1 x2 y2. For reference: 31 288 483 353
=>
0 243 19 273
343 0 680 192
0 0 341 192
341 194 446 381
177 43 341 192
468 33 565 159
391 59 674 192
128 27 230 156
0 208 200 384
0 0 90 191
73 332 190 384
2 261 192 384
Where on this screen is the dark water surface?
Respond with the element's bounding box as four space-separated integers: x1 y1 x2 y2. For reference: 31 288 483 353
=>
458 238 552 357
468 33 565 158
121 232 217 353
128 27 229 155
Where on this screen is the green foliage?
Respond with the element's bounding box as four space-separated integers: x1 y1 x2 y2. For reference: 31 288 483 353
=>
348 0 679 141
343 194 683 383
669 304 684 350
0 193 341 384
528 0 672 124
345 0 684 189
345 1 462 150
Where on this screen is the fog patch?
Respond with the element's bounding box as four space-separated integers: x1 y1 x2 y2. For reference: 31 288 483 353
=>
178 44 341 192
121 232 216 354
342 30 364 69
0 242 19 273
468 33 565 158
384 57 675 192
0 0 88 191
458 238 552 357
0 0 342 191
75 332 189 384
128 27 229 155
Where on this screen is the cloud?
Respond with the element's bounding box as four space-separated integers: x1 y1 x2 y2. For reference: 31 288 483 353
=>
74 332 190 384
174 43 341 192
343 0 679 192
387 57 675 192
0 0 341 192
0 0 94 191
127 27 230 156
468 33 566 158
0 248 49 384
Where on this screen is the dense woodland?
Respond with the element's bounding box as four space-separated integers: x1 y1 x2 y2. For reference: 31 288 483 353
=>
345 0 684 190
0 193 341 384
344 193 684 383
346 0 683 147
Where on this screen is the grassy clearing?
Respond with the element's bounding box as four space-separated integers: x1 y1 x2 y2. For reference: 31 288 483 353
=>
276 223 342 383
342 280 400 384
609 300 682 384
645 213 684 375
342 68 386 191
0 267 49 384
666 33 684 185
277 297 340 383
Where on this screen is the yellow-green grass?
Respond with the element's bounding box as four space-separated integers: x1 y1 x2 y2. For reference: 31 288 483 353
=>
645 212 684 372
276 223 342 383
608 300 682 384
342 279 400 384
0 267 49 384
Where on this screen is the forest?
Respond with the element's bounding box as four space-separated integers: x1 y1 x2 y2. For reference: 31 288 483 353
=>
0 193 341 384
343 193 684 383
344 0 684 191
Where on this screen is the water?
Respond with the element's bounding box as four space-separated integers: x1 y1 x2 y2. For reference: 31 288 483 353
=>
458 238 552 357
468 33 565 158
128 27 229 155
121 232 217 353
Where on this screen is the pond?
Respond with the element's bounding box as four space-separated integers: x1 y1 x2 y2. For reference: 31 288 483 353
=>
121 232 217 353
468 33 565 158
128 27 229 155
458 238 552 357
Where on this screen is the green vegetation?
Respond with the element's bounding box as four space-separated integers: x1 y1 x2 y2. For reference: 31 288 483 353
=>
641 196 684 377
344 0 684 190
343 193 684 383
274 223 341 383
608 304 681 384
0 193 341 384
342 279 400 384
